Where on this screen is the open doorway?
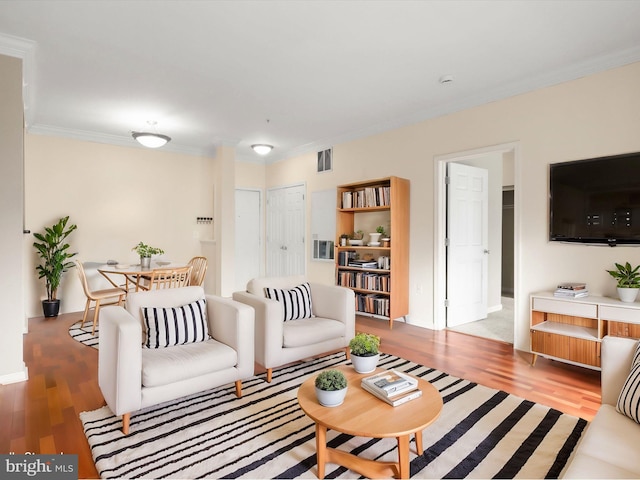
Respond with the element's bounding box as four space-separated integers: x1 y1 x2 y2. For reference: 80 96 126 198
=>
434 143 518 344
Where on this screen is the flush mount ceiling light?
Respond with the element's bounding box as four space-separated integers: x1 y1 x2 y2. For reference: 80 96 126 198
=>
132 121 171 148
251 144 274 155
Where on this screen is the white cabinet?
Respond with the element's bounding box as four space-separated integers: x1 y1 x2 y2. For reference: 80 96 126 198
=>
530 292 640 370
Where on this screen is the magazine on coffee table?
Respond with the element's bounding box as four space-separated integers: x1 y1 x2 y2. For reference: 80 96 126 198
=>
361 369 418 397
361 381 423 406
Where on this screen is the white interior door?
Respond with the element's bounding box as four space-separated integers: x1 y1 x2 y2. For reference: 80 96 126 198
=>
266 184 305 276
446 162 489 327
235 189 262 291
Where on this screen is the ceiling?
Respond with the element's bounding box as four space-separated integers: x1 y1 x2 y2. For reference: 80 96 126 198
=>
1 1 640 164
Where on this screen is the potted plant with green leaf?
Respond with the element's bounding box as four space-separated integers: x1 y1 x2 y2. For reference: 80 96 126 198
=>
315 369 348 407
33 216 78 317
369 226 385 246
606 262 640 303
349 230 364 246
132 242 165 268
349 332 381 373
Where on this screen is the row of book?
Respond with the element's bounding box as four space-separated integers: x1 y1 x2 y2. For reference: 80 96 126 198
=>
361 369 422 406
337 271 391 292
337 250 359 266
554 282 589 298
341 186 391 209
355 293 390 317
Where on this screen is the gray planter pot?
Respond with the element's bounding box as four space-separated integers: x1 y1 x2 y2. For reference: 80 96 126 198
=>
351 353 379 374
315 386 347 407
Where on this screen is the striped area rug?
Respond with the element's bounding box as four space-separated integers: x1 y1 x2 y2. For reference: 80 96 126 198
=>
80 352 586 479
69 320 99 349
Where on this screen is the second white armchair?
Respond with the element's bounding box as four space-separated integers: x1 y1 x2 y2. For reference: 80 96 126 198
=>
233 275 355 382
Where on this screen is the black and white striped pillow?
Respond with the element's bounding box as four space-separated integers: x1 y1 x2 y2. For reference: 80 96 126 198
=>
264 282 313 321
616 340 640 423
142 298 209 349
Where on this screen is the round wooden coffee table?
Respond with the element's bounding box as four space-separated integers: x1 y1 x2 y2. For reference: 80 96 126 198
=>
297 364 443 479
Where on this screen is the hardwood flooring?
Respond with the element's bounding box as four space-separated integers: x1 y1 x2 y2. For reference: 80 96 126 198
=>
0 312 601 479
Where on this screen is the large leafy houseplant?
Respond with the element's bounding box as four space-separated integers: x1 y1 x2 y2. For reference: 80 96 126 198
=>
33 216 77 316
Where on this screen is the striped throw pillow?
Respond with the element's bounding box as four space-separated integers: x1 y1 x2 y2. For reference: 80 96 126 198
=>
616 340 640 423
142 298 209 349
264 282 313 321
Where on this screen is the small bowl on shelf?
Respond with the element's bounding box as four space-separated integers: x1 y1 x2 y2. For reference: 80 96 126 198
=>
368 242 381 247
348 239 363 246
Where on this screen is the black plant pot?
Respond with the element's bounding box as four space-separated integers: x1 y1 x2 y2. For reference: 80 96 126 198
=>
42 299 60 317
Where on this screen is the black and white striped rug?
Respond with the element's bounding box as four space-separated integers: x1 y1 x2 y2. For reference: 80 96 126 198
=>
69 320 99 349
80 352 586 479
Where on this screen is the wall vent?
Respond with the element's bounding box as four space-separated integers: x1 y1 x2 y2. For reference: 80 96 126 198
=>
317 148 332 173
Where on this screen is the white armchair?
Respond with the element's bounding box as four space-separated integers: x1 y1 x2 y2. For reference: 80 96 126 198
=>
233 275 355 382
99 286 254 434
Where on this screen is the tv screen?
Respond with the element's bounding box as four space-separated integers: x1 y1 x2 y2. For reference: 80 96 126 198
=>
550 152 640 246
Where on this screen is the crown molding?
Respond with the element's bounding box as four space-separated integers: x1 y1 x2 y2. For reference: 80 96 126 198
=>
268 45 640 165
27 123 216 158
0 32 36 127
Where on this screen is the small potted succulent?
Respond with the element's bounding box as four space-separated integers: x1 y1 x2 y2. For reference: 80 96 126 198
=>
368 226 385 245
315 369 348 407
132 242 165 268
349 332 381 373
607 262 640 303
339 233 349 246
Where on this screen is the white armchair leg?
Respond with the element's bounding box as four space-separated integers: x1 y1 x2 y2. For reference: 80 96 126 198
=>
122 413 130 435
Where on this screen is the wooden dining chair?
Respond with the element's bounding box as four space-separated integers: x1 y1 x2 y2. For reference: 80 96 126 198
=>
187 256 208 287
75 260 127 335
147 266 193 290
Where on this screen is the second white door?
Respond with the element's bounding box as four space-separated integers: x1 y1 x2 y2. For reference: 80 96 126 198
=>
446 162 489 327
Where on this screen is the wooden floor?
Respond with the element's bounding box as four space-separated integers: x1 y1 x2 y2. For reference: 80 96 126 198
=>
0 312 601 479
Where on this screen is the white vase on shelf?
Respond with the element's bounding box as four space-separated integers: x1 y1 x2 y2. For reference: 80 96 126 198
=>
368 233 381 245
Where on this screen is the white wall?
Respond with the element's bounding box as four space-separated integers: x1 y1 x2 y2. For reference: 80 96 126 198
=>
0 54 27 383
17 61 640 356
263 61 640 352
24 135 217 317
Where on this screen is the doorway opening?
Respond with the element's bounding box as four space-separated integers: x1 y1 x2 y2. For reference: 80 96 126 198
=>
434 143 519 345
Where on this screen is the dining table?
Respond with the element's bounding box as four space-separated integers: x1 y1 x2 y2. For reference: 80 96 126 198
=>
98 261 186 293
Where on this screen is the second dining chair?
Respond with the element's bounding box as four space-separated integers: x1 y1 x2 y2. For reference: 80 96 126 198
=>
75 260 127 335
147 265 193 290
187 256 208 287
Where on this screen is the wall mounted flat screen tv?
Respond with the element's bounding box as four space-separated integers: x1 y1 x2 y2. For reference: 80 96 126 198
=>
550 151 640 246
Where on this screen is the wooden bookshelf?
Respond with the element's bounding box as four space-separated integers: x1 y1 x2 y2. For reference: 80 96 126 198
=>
336 176 409 328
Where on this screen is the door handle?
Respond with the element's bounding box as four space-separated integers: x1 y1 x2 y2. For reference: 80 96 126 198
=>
484 249 490 254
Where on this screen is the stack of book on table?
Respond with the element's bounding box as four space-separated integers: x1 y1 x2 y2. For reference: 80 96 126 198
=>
361 369 422 406
554 282 588 298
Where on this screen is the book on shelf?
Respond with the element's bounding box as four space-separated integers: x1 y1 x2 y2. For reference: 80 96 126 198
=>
361 381 423 406
554 289 589 298
348 260 378 268
557 282 587 291
361 369 418 397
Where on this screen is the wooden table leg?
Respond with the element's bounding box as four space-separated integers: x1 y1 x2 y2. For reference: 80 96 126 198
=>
316 423 327 479
397 435 410 479
415 429 423 455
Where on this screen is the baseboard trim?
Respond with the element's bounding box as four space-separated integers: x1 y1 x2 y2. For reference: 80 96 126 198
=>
0 365 28 384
